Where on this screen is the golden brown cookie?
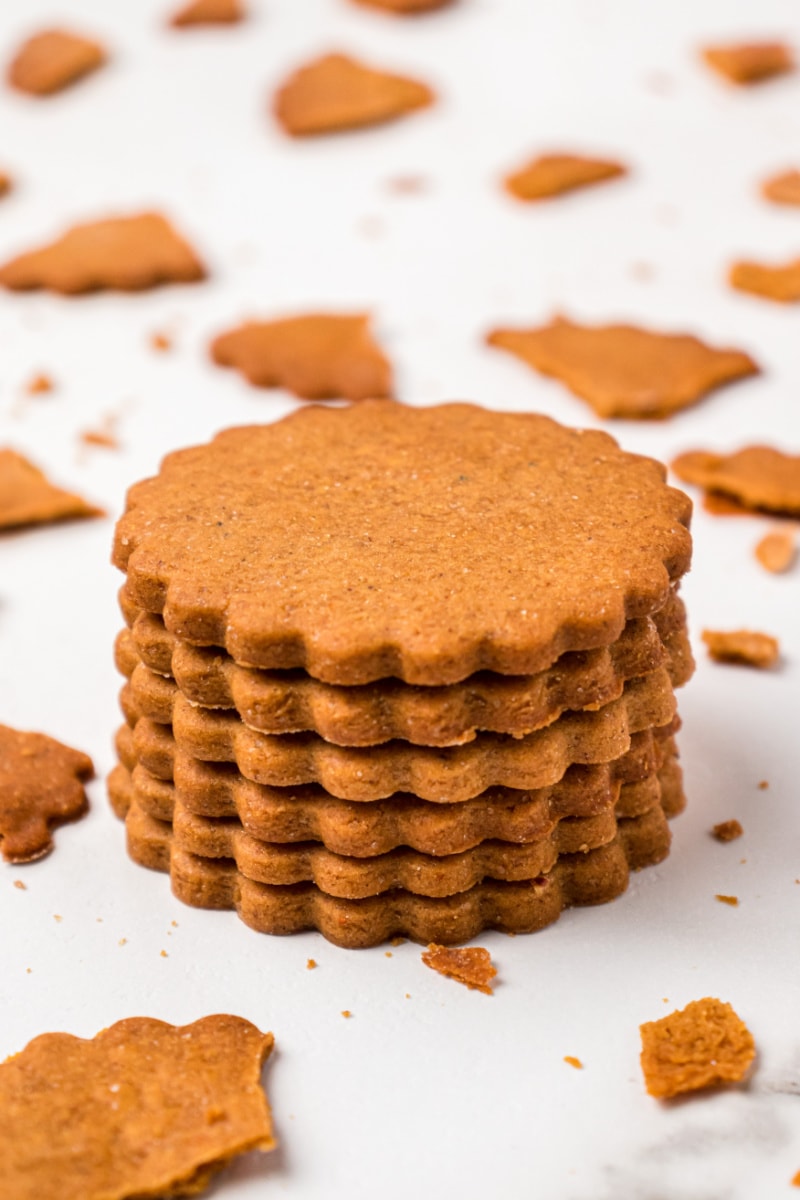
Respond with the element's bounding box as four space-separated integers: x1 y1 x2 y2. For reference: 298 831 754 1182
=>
671 446 800 517
701 42 794 85
350 0 455 11
0 724 93 863
211 313 393 401
504 154 626 202
170 0 245 25
0 1015 275 1199
486 317 758 419
762 169 800 206
0 448 103 530
7 29 106 96
0 213 206 295
421 944 497 993
113 402 692 685
702 629 779 669
273 53 434 136
640 998 755 1098
730 256 800 302
125 802 671 946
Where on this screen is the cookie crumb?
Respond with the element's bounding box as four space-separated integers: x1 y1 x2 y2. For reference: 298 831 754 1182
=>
25 373 54 395
702 629 779 669
405 993 411 999
306 958 317 970
160 949 168 958
384 951 393 958
712 820 743 843
762 170 800 207
53 914 62 922
79 414 120 451
119 938 127 946
792 1169 800 1187
421 943 497 995
701 41 794 85
640 997 755 1098
25 967 31 974
563 1056 583 1069
758 780 769 790
755 529 796 574
390 937 407 947
13 880 26 890
715 894 739 907
150 331 173 352
341 1010 352 1019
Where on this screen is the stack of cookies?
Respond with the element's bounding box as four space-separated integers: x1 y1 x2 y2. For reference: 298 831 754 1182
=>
108 401 694 948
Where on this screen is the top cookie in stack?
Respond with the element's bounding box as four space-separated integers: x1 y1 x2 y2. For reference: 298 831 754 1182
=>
109 400 693 946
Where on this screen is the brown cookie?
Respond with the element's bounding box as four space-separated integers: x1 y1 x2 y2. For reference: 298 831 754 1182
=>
486 317 758 419
762 169 800 207
702 629 779 669
640 998 755 1098
0 724 93 863
350 0 455 11
701 42 794 85
504 154 626 202
7 29 106 96
170 0 245 25
273 53 435 136
0 1015 275 1199
113 401 692 685
754 529 796 574
125 802 672 947
0 213 206 295
730 256 800 302
671 446 800 517
211 313 393 401
422 945 497 994
1 448 103 530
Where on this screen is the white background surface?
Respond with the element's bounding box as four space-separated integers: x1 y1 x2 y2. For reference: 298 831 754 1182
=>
1 1 799 1197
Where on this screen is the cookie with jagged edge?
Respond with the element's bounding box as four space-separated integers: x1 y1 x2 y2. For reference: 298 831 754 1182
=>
1 448 104 531
113 402 692 686
115 591 692 747
122 669 677 801
111 754 682 900
671 446 800 518
122 800 673 947
0 724 94 862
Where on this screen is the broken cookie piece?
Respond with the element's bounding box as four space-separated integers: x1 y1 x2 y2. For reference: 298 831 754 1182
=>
0 212 206 295
0 724 93 863
486 316 758 419
671 446 800 518
7 29 106 96
273 52 434 137
170 0 245 26
755 529 796 574
421 944 497 994
640 997 755 1099
762 169 800 207
711 820 743 843
701 41 794 85
702 629 779 669
504 153 626 202
730 256 800 303
0 448 103 530
0 1015 275 1199
211 312 393 401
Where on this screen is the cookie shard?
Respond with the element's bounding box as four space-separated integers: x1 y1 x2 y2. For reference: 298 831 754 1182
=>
171 0 245 25
640 998 755 1099
351 0 455 12
0 724 93 863
0 213 206 295
422 944 497 994
762 169 800 207
7 29 106 96
273 53 434 136
0 1015 275 1200
113 401 692 685
505 154 626 202
702 42 794 85
730 257 800 303
210 313 393 401
671 446 800 518
702 629 779 669
0 448 104 530
486 317 758 420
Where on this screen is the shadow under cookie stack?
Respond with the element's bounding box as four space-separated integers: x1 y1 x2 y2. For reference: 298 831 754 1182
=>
108 400 694 948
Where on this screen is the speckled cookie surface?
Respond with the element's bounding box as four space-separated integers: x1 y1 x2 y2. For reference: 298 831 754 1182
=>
113 401 692 685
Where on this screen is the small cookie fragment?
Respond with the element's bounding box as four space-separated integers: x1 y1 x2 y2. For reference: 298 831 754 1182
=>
715 894 739 906
792 1169 800 1187
0 724 93 863
702 629 779 669
672 446 800 518
730 257 800 303
755 529 796 574
486 316 758 419
274 53 434 137
421 943 497 994
150 331 173 352
712 820 743 843
640 998 754 1098
0 448 103 530
25 374 54 396
170 0 245 25
211 313 393 401
0 1015 275 1199
7 29 106 96
504 154 626 202
563 1055 583 1069
0 173 11 197
0 213 206 295
762 169 800 207
701 42 794 85
350 0 454 11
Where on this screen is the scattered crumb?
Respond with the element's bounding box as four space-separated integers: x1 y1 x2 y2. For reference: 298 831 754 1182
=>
150 331 173 352
755 529 796 574
563 1056 583 1070
79 415 120 451
119 938 128 946
712 820 743 843
96 917 103 923
640 997 755 1099
13 880 26 890
384 951 393 958
306 958 317 970
405 993 411 999
390 937 407 946
702 628 779 669
171 920 178 927
715 894 739 907
740 858 747 865
701 41 795 86
758 780 769 790
160 949 168 958
25 373 54 395
506 930 517 938
663 998 669 1003
421 943 497 995
792 1168 800 1187
53 914 62 923
26 968 31 974
385 175 427 194
341 1010 352 1019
